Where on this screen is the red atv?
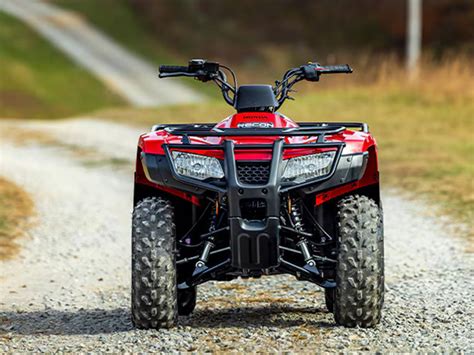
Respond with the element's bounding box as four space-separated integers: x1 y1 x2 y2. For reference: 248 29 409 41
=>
132 59 384 329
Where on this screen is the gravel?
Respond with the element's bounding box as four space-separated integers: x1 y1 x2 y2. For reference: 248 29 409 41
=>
1 119 473 352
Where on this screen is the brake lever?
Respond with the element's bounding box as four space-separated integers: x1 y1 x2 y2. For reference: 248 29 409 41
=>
195 70 219 82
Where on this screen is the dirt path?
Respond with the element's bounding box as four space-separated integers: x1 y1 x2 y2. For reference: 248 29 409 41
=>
0 0 203 106
0 118 473 352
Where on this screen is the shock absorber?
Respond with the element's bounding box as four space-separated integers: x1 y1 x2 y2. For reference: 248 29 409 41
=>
289 199 317 268
195 241 213 269
290 198 305 231
195 200 218 269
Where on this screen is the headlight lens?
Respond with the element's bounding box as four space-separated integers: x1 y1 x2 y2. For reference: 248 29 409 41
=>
171 151 224 180
282 151 336 183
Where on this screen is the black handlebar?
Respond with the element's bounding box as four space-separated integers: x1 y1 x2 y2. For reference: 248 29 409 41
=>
158 59 353 109
316 64 353 74
300 63 352 81
159 65 189 73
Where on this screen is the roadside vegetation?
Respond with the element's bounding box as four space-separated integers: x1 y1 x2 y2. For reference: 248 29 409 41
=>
0 178 34 260
0 11 122 118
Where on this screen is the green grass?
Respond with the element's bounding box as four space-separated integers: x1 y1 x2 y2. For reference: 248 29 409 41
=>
95 85 474 229
0 11 123 118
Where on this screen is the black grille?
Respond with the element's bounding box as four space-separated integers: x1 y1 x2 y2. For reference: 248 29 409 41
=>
236 161 271 185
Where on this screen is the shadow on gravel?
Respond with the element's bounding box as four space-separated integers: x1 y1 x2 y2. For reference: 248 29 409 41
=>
0 308 133 335
0 305 335 335
181 305 336 329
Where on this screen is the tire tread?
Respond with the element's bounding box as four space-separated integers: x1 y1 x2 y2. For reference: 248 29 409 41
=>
131 197 177 329
334 194 384 328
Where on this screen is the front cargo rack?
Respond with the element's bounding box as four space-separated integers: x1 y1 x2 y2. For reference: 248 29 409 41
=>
153 121 368 144
153 122 368 135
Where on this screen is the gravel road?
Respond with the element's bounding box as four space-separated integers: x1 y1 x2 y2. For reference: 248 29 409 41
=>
0 118 473 352
0 0 203 106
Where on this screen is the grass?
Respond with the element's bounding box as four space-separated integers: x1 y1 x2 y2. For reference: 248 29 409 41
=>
0 178 34 260
94 58 474 233
0 11 123 118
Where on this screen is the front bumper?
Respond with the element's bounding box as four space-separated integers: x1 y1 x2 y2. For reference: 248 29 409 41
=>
141 139 368 270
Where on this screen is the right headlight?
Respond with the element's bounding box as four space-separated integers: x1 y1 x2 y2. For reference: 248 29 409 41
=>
171 151 224 180
282 151 336 183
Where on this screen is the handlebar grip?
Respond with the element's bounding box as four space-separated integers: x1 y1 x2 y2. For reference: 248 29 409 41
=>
159 65 189 73
318 64 353 74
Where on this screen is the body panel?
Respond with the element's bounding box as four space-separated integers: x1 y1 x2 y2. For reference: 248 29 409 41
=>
135 112 379 206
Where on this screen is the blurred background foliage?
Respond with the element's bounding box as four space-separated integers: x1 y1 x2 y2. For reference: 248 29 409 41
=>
128 0 474 63
54 0 474 82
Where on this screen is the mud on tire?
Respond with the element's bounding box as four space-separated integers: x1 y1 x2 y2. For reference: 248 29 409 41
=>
131 197 177 329
333 194 384 328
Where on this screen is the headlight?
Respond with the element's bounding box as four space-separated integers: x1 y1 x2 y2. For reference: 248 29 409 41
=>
171 151 224 180
282 151 336 183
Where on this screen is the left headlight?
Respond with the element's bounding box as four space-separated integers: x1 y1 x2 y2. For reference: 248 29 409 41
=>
171 151 224 180
282 151 336 183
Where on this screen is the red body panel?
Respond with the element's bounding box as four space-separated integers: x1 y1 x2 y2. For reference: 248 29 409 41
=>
315 146 379 205
136 112 379 205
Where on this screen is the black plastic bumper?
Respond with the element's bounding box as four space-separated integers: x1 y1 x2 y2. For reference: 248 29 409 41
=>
140 140 368 270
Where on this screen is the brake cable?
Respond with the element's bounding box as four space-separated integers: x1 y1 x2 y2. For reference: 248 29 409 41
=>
301 202 334 241
219 64 238 89
178 201 213 245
